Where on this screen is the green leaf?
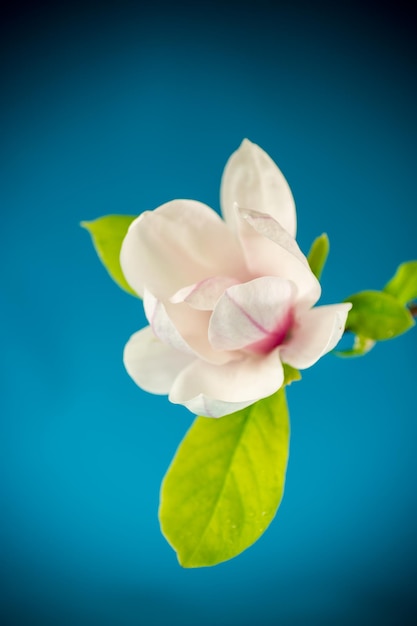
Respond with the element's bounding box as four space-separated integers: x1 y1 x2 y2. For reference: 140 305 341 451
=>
159 389 290 568
383 260 417 305
307 233 329 280
81 215 138 296
334 333 376 358
345 290 414 341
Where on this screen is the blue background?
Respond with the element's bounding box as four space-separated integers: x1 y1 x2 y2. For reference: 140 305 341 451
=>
1 1 416 624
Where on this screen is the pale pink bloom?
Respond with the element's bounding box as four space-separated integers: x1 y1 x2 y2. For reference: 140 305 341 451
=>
121 140 351 418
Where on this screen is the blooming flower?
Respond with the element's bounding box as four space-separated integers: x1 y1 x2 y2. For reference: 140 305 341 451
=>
120 140 351 418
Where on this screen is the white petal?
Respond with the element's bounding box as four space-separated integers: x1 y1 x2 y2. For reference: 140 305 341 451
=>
238 208 321 308
169 350 284 418
209 277 296 353
170 276 239 310
280 303 352 369
120 200 248 300
241 208 308 266
123 326 194 395
221 139 296 237
145 289 235 366
143 290 194 355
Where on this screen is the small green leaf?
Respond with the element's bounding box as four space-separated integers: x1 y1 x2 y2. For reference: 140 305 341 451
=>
283 362 301 385
81 215 138 296
334 333 376 358
307 233 329 280
345 290 414 341
383 260 417 305
159 389 290 568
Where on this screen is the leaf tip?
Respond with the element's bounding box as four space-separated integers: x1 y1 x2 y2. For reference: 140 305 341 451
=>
80 220 94 232
307 232 330 280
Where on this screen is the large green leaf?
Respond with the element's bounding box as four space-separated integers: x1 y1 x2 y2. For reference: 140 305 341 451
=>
81 215 138 296
383 260 417 305
159 389 290 568
345 290 414 341
307 233 329 280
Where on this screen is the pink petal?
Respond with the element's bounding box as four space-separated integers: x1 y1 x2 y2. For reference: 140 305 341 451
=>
169 349 284 417
170 276 239 310
221 139 297 238
238 208 321 309
120 200 248 300
209 277 296 353
123 326 194 395
280 303 352 369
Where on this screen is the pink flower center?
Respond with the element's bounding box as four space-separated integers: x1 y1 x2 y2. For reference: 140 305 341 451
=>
245 309 294 355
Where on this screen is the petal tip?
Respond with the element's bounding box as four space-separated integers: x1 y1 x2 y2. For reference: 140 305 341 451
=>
239 137 254 150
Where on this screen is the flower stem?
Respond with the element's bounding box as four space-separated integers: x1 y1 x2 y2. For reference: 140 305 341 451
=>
409 303 417 318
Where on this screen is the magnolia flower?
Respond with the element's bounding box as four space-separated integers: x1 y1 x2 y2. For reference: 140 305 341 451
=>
120 140 351 418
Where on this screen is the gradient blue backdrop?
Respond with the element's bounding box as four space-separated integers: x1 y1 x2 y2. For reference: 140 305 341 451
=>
1 1 416 624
